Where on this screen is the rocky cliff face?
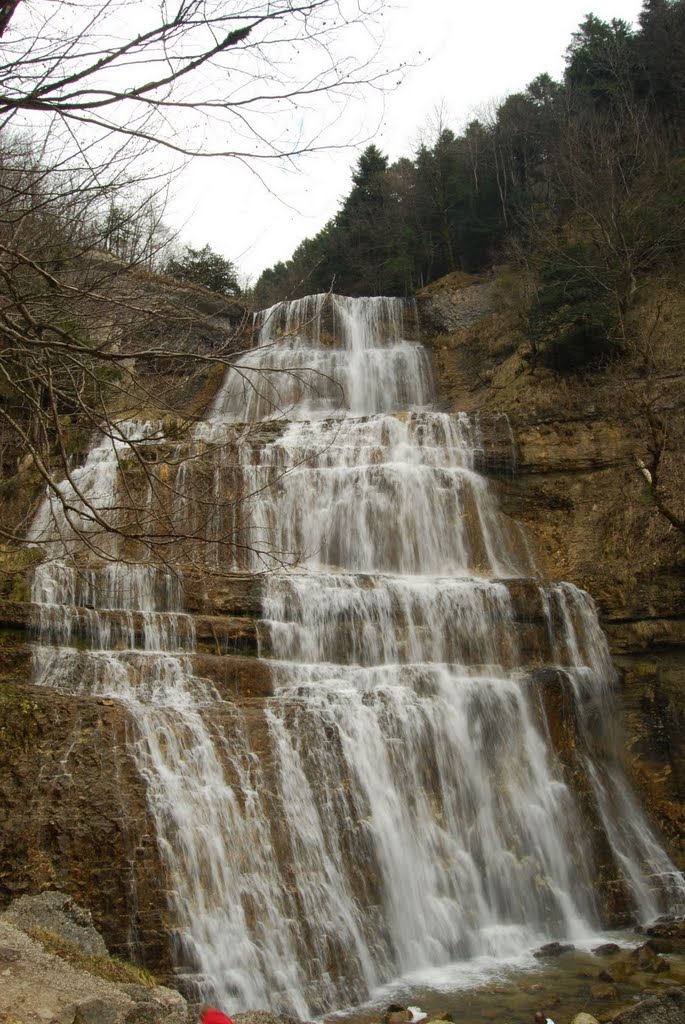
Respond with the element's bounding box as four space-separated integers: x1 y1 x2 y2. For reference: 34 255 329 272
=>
0 633 172 971
0 273 683 989
418 271 685 868
0 582 269 980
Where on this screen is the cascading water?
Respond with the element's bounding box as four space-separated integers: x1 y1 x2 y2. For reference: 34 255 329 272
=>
210 295 432 421
27 293 685 1015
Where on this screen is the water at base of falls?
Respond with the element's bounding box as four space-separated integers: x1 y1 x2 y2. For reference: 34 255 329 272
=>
328 930 685 1024
27 293 685 1016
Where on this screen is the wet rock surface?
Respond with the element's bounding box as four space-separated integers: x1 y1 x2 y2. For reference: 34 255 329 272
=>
330 972 685 1024
534 942 577 959
612 986 685 1024
645 918 685 952
0 683 172 974
234 1012 316 1024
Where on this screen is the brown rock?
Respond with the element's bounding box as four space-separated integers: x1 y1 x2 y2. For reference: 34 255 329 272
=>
0 684 171 974
645 919 685 953
533 941 576 958
72 998 119 1024
383 1007 412 1024
591 982 619 1000
593 943 621 956
599 957 636 983
611 986 685 1023
633 943 655 962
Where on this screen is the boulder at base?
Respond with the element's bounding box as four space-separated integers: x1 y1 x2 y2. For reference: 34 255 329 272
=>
0 917 187 1024
611 986 685 1024
3 891 108 956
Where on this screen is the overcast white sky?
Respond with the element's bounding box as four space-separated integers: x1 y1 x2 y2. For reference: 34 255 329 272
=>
169 0 644 283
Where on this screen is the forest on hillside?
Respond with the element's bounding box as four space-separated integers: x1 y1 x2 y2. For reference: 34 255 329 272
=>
254 0 685 371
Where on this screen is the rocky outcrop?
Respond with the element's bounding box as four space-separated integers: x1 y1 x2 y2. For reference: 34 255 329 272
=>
0 573 272 975
612 987 685 1024
0 270 683 1000
5 891 108 956
416 271 498 333
0 913 188 1024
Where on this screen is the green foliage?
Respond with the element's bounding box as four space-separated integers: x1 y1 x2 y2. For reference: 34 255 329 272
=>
637 0 685 124
525 245 621 371
348 144 389 200
565 14 636 107
0 544 43 601
253 0 685 380
165 244 240 296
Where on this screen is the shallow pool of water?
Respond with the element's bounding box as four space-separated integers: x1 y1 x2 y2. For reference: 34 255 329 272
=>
323 929 685 1024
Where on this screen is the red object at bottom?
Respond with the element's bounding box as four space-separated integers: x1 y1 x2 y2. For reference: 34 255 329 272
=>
201 1011 235 1024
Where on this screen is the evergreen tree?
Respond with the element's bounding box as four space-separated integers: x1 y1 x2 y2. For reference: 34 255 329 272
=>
565 15 637 111
165 245 241 296
336 145 406 294
636 0 685 136
254 0 685 365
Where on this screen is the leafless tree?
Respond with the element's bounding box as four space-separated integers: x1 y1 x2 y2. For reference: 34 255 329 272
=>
614 299 685 536
552 103 682 317
0 0 400 580
0 135 349 578
0 0 394 160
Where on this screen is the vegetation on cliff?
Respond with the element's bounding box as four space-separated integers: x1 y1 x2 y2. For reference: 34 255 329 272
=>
254 0 685 372
164 245 242 297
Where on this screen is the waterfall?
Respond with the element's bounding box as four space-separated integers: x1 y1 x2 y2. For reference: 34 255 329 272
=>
209 295 430 421
27 292 685 1014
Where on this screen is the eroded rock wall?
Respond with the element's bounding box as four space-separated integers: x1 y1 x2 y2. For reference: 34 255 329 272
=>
0 582 270 979
0 663 171 971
